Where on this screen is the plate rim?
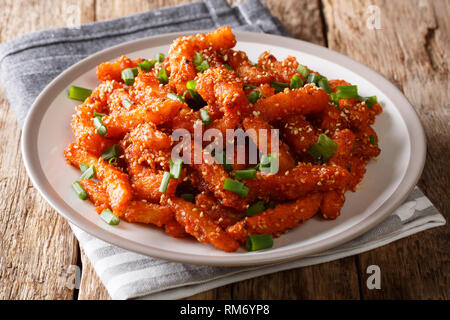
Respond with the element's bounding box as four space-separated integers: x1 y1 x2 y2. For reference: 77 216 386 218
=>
21 30 426 266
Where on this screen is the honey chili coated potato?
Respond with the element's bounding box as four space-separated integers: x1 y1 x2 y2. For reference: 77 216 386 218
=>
226 192 323 243
65 26 382 253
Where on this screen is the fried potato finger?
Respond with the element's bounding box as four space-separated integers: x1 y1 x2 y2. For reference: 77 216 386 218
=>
165 196 240 252
226 192 323 242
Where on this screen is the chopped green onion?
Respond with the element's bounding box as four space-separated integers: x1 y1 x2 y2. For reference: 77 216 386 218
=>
329 92 339 106
186 79 197 90
159 171 172 193
80 165 96 180
290 74 303 90
247 90 261 104
224 64 233 70
93 112 106 118
200 109 212 126
306 73 322 84
72 181 88 200
79 163 89 173
270 81 289 93
193 51 209 72
245 201 266 217
93 116 107 137
108 157 118 165
318 78 331 94
297 64 310 79
259 153 279 174
196 60 210 72
139 60 156 70
336 85 359 99
100 209 120 226
101 144 120 162
246 234 273 251
194 51 204 65
223 178 249 198
180 193 195 203
235 168 256 180
68 85 92 101
157 67 169 84
167 92 186 103
170 158 183 179
369 134 378 145
307 133 338 162
186 80 199 100
156 53 165 63
364 96 378 108
121 99 133 109
121 68 138 85
244 84 257 89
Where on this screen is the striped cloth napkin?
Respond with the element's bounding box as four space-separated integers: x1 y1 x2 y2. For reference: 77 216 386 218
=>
0 0 445 299
71 187 444 299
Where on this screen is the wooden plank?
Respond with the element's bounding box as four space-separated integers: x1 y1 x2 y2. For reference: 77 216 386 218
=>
322 0 449 299
0 0 94 300
231 257 360 299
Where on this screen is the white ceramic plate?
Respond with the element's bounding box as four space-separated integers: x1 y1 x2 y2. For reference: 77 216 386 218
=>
21 31 426 266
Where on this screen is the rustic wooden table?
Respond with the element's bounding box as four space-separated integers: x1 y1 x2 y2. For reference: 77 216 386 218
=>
0 0 448 300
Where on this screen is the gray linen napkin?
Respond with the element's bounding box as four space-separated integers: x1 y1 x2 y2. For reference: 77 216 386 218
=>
0 0 445 300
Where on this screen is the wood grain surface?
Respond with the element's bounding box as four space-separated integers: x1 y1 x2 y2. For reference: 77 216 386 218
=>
0 0 448 300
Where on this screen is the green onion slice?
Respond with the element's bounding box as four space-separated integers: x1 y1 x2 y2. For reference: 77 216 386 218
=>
336 85 359 99
72 181 88 200
100 209 120 226
138 60 156 70
224 64 233 71
186 80 199 100
79 163 89 173
193 51 209 72
290 74 303 90
270 81 289 93
259 153 279 174
329 92 339 106
200 109 212 126
68 85 92 101
170 158 183 179
121 68 138 86
93 112 106 118
102 144 120 162
156 53 165 63
246 234 273 251
80 164 96 180
122 99 134 109
307 133 338 162
244 84 257 89
297 64 310 79
223 178 249 198
93 116 107 137
159 172 172 193
364 96 378 108
318 78 331 94
306 73 322 84
369 134 378 145
247 90 261 104
235 168 256 180
167 92 186 103
180 193 195 203
157 67 169 84
245 201 266 217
